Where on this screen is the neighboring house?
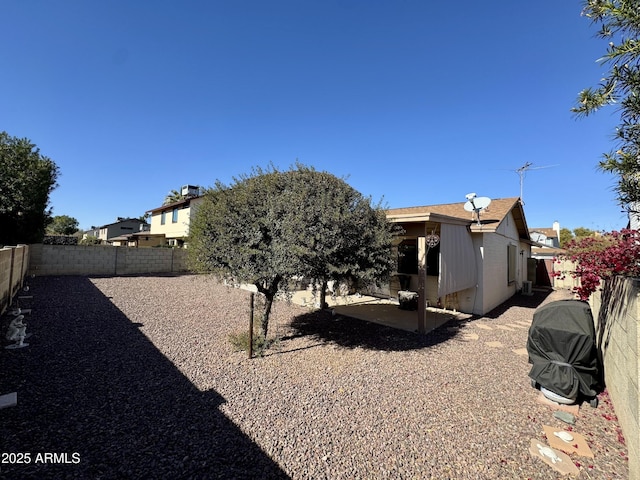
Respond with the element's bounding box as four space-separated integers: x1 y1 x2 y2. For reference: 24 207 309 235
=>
146 186 203 247
530 222 564 287
384 197 532 326
108 232 166 248
629 203 639 230
529 221 561 248
84 218 150 243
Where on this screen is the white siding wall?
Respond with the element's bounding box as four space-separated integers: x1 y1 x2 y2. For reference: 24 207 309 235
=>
471 212 530 315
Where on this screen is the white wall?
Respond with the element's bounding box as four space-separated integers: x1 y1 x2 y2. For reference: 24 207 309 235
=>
150 198 203 240
472 212 530 315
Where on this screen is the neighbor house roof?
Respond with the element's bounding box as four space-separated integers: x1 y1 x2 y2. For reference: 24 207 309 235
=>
146 196 202 215
529 227 558 239
386 197 531 241
94 218 149 229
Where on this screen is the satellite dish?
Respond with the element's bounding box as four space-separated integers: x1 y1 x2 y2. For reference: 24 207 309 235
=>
463 194 492 224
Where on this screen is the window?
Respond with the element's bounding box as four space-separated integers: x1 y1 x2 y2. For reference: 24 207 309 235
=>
172 208 178 223
397 239 418 274
508 244 517 284
161 212 166 225
426 244 440 276
397 239 440 276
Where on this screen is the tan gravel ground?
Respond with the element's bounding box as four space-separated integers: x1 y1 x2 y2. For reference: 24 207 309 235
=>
0 275 630 479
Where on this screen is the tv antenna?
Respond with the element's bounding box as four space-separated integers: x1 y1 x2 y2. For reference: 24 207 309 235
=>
515 162 558 204
464 193 492 225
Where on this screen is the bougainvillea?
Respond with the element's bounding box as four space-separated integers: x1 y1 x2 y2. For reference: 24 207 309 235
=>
553 229 640 300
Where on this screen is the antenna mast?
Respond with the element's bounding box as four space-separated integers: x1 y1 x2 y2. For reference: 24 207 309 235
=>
515 162 532 204
514 162 559 205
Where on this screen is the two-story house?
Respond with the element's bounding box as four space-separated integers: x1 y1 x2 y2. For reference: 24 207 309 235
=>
529 221 561 248
84 218 150 244
146 185 203 247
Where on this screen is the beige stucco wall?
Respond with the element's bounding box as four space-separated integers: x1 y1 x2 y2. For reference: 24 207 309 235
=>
589 276 639 480
0 245 29 315
150 198 203 240
131 236 166 248
29 244 189 276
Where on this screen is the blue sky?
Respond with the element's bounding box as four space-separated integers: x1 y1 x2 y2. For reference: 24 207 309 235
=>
1 1 628 232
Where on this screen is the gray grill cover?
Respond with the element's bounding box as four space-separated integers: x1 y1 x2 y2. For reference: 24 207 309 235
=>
527 300 601 400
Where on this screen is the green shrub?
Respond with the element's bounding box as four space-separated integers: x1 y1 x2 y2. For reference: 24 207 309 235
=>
228 330 277 356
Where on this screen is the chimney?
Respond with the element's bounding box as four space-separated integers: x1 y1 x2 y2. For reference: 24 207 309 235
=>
553 221 560 247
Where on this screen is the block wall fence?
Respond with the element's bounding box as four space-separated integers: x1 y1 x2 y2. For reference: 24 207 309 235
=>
590 276 639 480
27 244 190 277
5 245 638 476
0 245 30 315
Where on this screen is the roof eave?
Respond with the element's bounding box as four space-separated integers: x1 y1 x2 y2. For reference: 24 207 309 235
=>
386 212 472 226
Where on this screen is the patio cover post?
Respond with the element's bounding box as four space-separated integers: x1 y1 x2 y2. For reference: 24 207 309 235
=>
417 232 427 334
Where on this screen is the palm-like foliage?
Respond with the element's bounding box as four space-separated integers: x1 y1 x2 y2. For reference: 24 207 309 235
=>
163 189 184 205
573 1 640 211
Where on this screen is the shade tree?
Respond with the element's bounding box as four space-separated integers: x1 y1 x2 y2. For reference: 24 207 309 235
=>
188 163 396 339
0 131 59 246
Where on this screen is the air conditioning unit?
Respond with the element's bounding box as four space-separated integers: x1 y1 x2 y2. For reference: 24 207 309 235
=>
522 280 533 296
181 185 200 197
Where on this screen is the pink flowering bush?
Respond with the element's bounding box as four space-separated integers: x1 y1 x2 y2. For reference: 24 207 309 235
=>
553 229 640 300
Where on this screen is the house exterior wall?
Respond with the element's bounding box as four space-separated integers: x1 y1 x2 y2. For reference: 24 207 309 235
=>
630 206 639 230
452 284 476 313
129 235 166 248
387 206 531 316
90 220 149 242
149 198 203 241
105 220 148 240
473 212 530 315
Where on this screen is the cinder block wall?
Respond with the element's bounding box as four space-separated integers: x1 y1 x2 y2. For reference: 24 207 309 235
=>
0 245 30 315
590 276 639 480
28 244 190 277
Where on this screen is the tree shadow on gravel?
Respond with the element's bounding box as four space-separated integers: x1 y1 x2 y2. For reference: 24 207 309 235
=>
287 309 460 352
0 276 288 480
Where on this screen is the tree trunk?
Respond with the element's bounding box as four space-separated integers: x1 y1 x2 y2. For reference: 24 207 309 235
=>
255 275 281 339
260 293 274 339
318 278 328 310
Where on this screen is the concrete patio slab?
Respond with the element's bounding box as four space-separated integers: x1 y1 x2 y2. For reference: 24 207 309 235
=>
287 289 469 334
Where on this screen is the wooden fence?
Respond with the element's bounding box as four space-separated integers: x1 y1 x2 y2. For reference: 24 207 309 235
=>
0 245 30 315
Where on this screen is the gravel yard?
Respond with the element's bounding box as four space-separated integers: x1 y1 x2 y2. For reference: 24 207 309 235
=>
0 274 629 479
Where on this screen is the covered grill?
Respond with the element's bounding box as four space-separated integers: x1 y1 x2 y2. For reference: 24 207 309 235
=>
527 299 602 406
